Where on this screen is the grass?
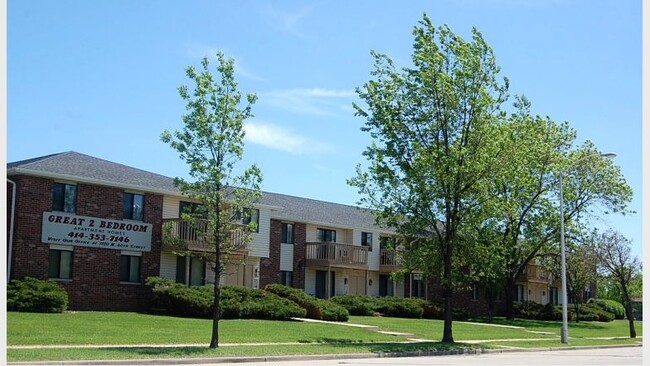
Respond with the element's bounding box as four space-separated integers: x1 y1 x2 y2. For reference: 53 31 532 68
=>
7 312 642 362
7 312 405 345
478 318 643 339
348 316 557 341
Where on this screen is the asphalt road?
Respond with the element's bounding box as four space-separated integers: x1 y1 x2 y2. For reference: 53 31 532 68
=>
191 346 642 366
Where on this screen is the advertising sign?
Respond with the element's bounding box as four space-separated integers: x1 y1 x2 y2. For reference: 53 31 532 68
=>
42 212 152 252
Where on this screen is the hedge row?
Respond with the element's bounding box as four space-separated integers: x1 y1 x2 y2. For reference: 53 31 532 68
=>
588 298 626 319
264 284 349 321
146 277 306 320
329 294 469 321
7 277 69 313
513 301 614 322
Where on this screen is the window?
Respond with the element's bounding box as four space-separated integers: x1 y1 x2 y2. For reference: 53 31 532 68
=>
471 284 479 301
361 232 373 251
52 183 77 213
411 274 425 298
317 228 336 242
280 271 293 287
238 208 259 233
120 254 141 283
550 286 560 305
189 257 206 286
49 248 73 279
517 285 526 302
123 193 144 221
175 256 206 286
281 223 294 244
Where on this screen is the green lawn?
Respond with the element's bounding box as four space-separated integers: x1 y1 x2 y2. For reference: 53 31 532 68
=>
7 312 642 362
481 318 643 339
348 316 557 341
7 312 405 345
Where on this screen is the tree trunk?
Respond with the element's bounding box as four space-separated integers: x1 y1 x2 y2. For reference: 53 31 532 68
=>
487 293 495 323
626 301 636 339
621 285 636 339
210 244 221 348
505 278 516 320
441 244 454 343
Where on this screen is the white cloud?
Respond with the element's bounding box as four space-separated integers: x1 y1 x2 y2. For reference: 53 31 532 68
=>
243 120 331 156
260 88 356 116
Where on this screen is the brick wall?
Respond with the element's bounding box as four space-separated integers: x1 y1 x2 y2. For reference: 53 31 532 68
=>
292 222 306 290
259 220 306 290
259 219 281 288
8 175 163 311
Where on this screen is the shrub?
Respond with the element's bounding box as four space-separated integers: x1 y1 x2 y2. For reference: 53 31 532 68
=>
573 303 614 322
265 284 349 321
588 298 626 320
145 277 305 320
7 277 69 313
221 285 306 320
538 302 562 321
513 301 544 319
148 279 214 318
422 303 443 319
452 307 470 321
374 297 424 318
330 295 376 316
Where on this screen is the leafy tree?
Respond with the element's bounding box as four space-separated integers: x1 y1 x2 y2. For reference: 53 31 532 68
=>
593 230 640 338
477 97 633 319
161 52 262 348
565 239 599 322
349 15 509 343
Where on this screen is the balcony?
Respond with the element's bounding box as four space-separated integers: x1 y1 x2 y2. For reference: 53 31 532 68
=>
517 265 553 284
162 218 247 254
305 242 368 269
379 249 401 272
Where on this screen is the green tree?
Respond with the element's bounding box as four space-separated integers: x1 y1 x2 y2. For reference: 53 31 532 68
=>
161 52 262 348
593 230 640 338
349 15 508 343
565 238 599 322
477 97 632 319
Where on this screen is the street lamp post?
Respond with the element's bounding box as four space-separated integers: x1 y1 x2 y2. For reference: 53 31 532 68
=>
559 152 616 344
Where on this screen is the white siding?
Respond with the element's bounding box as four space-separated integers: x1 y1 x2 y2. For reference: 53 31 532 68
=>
367 272 380 297
159 251 177 280
305 269 316 297
306 224 352 243
162 196 182 219
248 207 271 258
280 243 294 271
353 229 382 271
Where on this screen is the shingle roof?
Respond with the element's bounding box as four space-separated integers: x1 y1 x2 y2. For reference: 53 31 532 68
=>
260 191 386 231
7 151 179 193
8 151 388 231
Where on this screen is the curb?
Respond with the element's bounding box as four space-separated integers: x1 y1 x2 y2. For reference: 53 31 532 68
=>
8 343 642 365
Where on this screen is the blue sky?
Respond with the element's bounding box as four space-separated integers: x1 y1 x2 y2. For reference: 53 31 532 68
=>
7 1 642 258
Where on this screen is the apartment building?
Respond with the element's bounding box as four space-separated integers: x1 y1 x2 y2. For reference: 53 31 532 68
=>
6 152 418 311
7 151 563 314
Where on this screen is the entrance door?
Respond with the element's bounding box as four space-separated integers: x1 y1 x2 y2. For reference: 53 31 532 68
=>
379 274 393 297
315 270 327 299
